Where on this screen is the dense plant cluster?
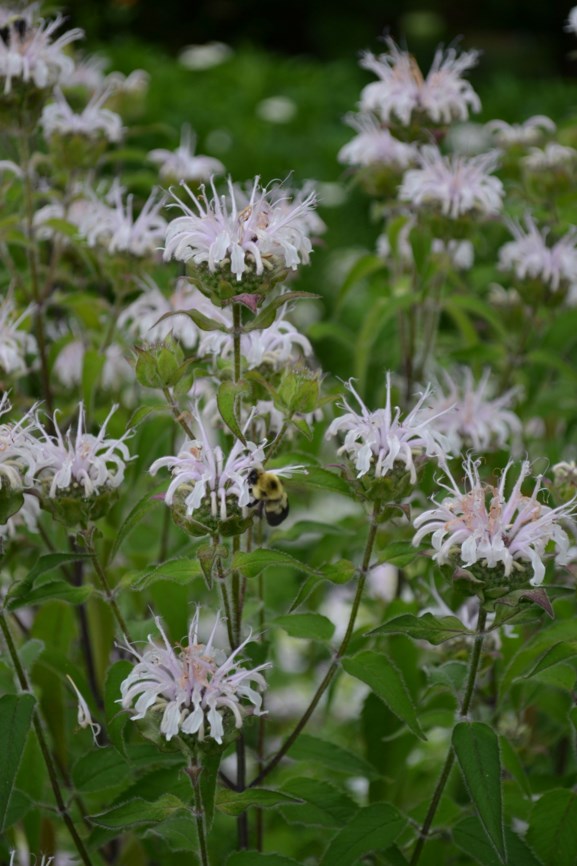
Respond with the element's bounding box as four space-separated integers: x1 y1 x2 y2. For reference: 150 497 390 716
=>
1 5 577 866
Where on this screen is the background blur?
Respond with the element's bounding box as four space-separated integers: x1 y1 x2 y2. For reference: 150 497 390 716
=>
52 0 577 383
61 0 577 74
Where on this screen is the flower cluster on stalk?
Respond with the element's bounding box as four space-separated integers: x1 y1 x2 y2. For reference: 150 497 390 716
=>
398 146 504 220
32 404 133 498
326 374 449 484
359 38 481 127
119 610 270 744
164 176 316 283
422 368 522 454
498 217 577 294
40 86 123 142
413 458 577 586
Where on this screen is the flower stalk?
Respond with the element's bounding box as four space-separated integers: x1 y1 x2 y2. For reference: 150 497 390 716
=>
409 606 487 866
0 611 95 866
250 500 382 786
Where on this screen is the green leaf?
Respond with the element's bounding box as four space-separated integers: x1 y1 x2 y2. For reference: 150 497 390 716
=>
108 489 162 564
145 813 198 852
232 548 319 578
319 802 407 866
342 652 426 741
0 489 24 524
376 542 418 568
247 291 320 331
355 295 415 391
200 750 222 830
320 559 357 583
368 613 474 645
2 789 32 829
297 466 353 497
499 620 577 697
89 794 186 829
82 349 105 408
274 613 335 641
7 576 93 610
216 787 302 816
226 854 301 866
72 747 130 792
156 308 228 332
0 693 36 832
217 380 250 444
337 253 385 308
288 734 379 779
279 777 358 827
454 817 545 866
7 551 93 608
522 641 577 680
452 722 506 862
104 661 132 757
443 295 508 340
122 558 203 590
527 789 577 866
527 348 577 384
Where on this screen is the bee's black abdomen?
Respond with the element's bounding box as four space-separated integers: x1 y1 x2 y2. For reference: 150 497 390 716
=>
265 501 289 526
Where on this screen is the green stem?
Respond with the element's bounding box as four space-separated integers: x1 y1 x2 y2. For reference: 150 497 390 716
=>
162 386 196 439
18 127 54 419
85 535 132 640
231 534 242 647
190 762 211 866
265 417 291 462
232 303 242 384
0 612 94 866
250 501 381 787
409 606 487 866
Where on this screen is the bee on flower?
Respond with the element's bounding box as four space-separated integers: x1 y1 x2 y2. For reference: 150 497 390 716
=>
0 4 83 97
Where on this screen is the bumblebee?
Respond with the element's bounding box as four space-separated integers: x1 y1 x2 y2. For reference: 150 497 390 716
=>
247 468 289 526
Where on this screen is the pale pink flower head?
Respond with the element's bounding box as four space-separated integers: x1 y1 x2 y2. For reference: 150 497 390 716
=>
338 113 419 169
398 145 504 219
360 38 481 128
0 393 42 490
40 86 123 142
413 458 577 586
522 142 577 173
0 295 36 376
148 125 225 183
164 176 316 283
485 116 556 149
79 183 167 258
326 374 450 485
498 216 577 293
0 5 83 96
119 610 270 744
422 367 523 454
32 403 133 498
149 405 266 521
